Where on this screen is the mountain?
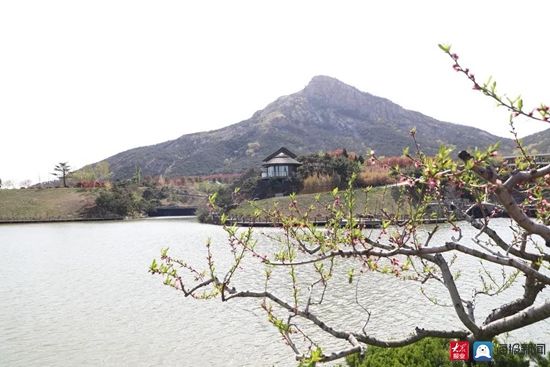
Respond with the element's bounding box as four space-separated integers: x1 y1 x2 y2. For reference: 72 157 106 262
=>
96 75 516 179
522 128 550 153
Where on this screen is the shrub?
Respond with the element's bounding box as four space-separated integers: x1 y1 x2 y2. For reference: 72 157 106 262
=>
346 338 453 367
357 156 415 188
301 174 340 194
357 166 395 187
92 184 156 217
346 338 548 367
94 189 134 217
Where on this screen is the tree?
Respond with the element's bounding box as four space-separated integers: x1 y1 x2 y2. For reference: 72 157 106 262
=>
94 187 134 217
73 161 111 188
94 161 111 183
52 162 71 188
297 151 362 190
133 165 142 185
93 182 151 217
19 179 32 188
151 47 550 365
74 166 96 186
2 179 14 189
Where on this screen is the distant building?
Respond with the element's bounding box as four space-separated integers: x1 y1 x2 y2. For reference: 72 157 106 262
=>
261 147 302 179
255 147 302 198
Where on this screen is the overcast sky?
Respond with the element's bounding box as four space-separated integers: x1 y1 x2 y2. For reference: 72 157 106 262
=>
1 1 549 185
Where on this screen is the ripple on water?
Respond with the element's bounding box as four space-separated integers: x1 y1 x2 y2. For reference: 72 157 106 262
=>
0 218 549 366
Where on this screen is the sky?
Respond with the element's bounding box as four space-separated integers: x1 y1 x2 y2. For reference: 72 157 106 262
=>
1 1 550 186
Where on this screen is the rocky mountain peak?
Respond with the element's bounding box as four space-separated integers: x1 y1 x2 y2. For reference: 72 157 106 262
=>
304 75 359 96
302 75 376 111
92 76 525 179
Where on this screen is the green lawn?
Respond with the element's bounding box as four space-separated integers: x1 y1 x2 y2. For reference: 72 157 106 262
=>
0 188 97 221
229 185 408 219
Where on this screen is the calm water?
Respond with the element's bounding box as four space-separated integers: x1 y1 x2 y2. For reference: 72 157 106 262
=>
0 218 549 366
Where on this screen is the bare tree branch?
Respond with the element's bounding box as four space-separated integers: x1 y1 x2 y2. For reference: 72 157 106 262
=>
483 262 546 325
504 164 550 188
481 299 550 338
459 152 550 246
267 242 550 285
299 335 363 363
470 220 550 262
430 254 480 335
223 287 468 348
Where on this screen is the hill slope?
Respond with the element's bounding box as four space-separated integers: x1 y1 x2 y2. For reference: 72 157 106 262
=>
0 189 96 221
98 76 516 179
523 128 550 153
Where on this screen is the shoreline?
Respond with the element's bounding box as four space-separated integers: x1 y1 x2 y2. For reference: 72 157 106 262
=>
0 217 124 225
0 215 199 225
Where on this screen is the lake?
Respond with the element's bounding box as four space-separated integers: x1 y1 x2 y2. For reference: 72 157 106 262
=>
1 218 549 366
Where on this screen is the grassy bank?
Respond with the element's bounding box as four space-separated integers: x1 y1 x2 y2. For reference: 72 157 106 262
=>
229 185 407 219
0 188 98 222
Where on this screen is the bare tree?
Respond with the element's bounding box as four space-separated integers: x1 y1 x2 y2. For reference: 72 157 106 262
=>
19 179 32 188
94 161 111 183
52 162 71 188
2 180 15 189
151 47 550 365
